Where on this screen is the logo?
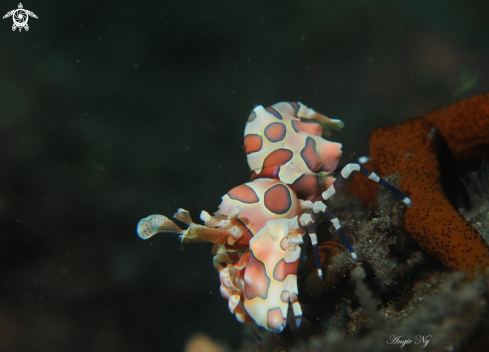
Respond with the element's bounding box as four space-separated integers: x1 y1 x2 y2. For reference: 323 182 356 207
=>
3 3 37 32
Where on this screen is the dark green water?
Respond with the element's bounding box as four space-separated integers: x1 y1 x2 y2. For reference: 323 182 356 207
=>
1 0 489 351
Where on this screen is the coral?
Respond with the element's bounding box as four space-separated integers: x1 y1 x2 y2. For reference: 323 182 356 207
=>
349 94 489 273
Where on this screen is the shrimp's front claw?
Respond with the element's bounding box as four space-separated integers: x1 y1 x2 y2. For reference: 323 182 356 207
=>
138 209 242 245
137 214 184 239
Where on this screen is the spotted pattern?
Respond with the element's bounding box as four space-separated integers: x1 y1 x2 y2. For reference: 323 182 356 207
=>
244 134 263 154
266 106 283 120
264 184 292 214
217 179 300 237
273 258 299 282
291 120 322 136
289 102 300 114
291 174 322 200
260 149 293 173
267 307 286 332
227 184 259 204
248 110 257 122
300 137 322 173
243 102 343 198
280 290 290 303
251 166 280 181
138 101 347 334
244 250 270 300
264 122 286 142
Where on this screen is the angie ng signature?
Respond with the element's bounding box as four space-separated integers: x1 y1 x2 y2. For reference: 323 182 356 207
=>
386 334 432 348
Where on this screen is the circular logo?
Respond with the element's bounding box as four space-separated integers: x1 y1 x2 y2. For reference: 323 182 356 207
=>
12 9 28 27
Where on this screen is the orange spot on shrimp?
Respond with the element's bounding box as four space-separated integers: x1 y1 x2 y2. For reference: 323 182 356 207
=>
267 307 286 332
266 106 283 120
264 184 292 214
250 149 293 181
262 149 293 169
244 134 262 154
292 120 322 136
248 110 257 122
227 184 259 204
291 174 325 200
273 258 299 282
244 250 270 300
264 122 286 142
300 137 322 173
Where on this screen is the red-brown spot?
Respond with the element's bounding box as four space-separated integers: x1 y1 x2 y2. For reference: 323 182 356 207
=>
264 122 286 142
291 174 323 200
300 137 323 172
227 184 259 204
273 258 299 282
244 134 262 154
266 106 283 120
248 110 257 122
264 184 292 214
267 307 285 332
291 120 322 136
244 250 270 300
289 102 300 114
262 149 293 169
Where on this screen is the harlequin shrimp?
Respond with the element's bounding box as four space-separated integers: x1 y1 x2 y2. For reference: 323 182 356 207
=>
243 102 412 278
139 179 305 333
137 102 411 333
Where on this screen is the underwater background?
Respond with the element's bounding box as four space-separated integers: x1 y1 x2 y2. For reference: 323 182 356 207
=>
1 0 489 351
